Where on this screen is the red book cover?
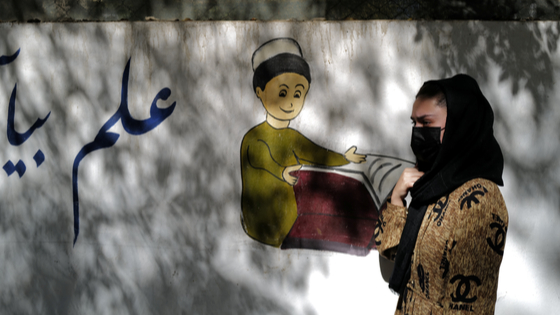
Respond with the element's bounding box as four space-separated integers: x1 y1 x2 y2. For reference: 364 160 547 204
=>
281 156 413 256
281 169 378 256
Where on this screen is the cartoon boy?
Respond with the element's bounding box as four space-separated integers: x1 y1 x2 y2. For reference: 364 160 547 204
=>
240 38 366 247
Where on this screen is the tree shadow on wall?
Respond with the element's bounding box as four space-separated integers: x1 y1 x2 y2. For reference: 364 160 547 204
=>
5 19 559 315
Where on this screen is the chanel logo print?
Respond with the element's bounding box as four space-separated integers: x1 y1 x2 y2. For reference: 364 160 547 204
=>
487 214 507 256
439 240 456 279
374 215 385 246
459 185 488 211
417 264 425 292
432 195 449 226
450 274 481 303
417 264 430 299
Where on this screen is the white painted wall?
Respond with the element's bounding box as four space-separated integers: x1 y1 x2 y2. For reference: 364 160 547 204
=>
0 21 557 314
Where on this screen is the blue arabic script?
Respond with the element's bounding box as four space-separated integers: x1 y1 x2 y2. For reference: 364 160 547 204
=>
0 49 19 66
8 84 51 146
72 58 177 245
3 48 51 178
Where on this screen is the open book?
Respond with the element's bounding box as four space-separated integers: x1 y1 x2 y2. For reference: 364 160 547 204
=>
281 154 414 256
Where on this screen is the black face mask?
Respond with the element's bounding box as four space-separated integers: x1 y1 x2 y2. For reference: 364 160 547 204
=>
411 127 443 172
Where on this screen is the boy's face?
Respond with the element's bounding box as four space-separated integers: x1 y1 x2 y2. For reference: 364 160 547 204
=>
256 73 309 121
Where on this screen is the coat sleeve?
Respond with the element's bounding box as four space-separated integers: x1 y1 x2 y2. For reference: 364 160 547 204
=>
375 201 408 261
442 181 508 314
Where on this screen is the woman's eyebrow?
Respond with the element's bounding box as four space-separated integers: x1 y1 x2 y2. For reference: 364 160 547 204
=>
295 84 305 89
411 114 434 121
279 84 289 88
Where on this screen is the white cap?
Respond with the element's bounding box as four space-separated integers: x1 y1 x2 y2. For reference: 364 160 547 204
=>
252 38 303 71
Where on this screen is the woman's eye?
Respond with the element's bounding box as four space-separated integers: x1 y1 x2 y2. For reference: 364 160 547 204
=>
294 91 301 98
279 90 287 97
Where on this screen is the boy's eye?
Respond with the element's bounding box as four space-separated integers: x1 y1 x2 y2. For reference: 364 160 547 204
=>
279 90 287 97
294 91 301 98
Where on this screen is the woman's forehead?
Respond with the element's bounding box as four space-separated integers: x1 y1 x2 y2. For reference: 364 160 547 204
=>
412 97 447 118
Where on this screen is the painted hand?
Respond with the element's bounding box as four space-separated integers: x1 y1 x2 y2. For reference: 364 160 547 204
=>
283 164 302 186
344 146 366 163
390 167 424 207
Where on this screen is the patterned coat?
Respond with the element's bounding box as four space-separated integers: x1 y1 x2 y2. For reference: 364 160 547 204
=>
375 178 508 314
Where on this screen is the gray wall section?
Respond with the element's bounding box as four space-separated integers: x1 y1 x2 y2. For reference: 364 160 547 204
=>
0 21 558 314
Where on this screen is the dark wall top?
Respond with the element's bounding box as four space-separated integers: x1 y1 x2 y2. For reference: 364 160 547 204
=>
1 0 559 22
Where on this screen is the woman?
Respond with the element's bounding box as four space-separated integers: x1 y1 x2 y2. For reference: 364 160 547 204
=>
375 74 508 314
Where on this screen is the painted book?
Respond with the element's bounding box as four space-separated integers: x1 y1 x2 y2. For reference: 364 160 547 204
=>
281 155 414 256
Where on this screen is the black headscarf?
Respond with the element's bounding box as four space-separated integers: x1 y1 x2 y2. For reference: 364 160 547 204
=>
388 74 504 294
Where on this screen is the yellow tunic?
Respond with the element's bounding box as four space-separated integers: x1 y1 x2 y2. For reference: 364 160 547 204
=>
240 121 348 247
376 178 508 314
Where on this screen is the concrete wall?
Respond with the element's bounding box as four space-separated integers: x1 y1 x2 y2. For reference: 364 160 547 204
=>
0 21 558 314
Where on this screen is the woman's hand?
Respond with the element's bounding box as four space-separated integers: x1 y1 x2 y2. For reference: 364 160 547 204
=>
344 146 367 163
391 167 424 207
283 164 303 186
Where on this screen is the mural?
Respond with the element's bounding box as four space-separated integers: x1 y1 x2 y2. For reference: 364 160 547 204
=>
240 38 413 255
